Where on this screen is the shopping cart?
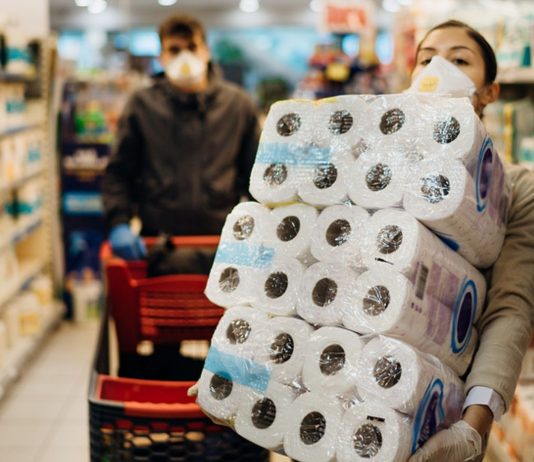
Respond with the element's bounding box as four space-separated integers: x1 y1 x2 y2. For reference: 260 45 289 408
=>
89 236 270 462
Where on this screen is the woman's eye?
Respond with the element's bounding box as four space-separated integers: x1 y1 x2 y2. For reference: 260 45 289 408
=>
419 58 432 66
452 58 469 65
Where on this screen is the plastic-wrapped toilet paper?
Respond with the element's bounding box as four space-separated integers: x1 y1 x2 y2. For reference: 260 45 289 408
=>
313 95 368 154
403 153 510 268
337 401 413 462
348 150 406 209
302 326 364 396
366 94 424 144
254 316 314 385
267 203 318 263
297 150 352 206
423 96 487 168
261 99 315 145
343 266 478 375
249 160 301 205
297 262 360 326
211 306 269 358
220 202 272 243
235 381 297 451
310 204 369 267
255 257 305 316
282 392 344 462
197 368 247 421
357 336 464 421
205 241 275 308
360 208 486 322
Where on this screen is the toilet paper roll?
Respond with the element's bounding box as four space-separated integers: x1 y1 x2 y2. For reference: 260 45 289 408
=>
235 381 297 451
403 155 509 269
261 99 315 145
297 150 352 206
302 326 364 395
348 150 407 209
343 266 478 376
205 241 275 308
255 257 305 316
197 368 247 422
267 203 318 263
220 202 272 243
357 336 464 419
337 401 413 462
297 262 359 326
254 316 315 385
313 95 368 154
366 94 425 144
282 391 344 462
310 204 369 267
249 160 300 205
211 306 269 358
360 208 486 322
423 96 487 168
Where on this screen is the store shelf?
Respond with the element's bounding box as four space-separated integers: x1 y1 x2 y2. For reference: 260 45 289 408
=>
0 71 33 84
0 122 42 140
0 258 47 314
497 67 534 84
0 302 63 401
0 167 44 194
0 214 43 252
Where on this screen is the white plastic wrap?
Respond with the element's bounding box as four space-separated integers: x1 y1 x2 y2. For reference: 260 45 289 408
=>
198 92 514 461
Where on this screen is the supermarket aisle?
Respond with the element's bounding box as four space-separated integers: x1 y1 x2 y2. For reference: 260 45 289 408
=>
0 319 99 462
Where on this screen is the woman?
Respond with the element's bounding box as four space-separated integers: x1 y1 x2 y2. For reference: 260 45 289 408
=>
409 20 534 462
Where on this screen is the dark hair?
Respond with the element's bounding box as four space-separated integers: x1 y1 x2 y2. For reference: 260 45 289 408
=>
416 19 497 85
158 13 206 43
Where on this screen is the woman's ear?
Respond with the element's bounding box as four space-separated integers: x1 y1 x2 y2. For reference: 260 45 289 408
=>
479 82 500 106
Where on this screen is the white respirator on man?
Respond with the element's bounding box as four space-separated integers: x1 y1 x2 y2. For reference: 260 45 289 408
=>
407 55 477 98
165 50 207 87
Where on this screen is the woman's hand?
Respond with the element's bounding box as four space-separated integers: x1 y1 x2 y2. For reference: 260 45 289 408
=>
408 405 492 462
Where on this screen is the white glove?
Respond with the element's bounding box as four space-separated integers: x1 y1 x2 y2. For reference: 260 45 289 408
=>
187 382 199 397
408 420 483 462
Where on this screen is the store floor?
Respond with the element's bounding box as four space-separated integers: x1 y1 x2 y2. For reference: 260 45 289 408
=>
0 319 502 462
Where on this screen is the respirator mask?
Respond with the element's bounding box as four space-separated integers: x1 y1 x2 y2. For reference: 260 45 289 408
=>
165 50 207 87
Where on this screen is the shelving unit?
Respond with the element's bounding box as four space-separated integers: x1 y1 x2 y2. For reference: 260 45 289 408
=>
0 37 63 401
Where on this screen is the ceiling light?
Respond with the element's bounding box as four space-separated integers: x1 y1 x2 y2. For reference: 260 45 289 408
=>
382 0 400 12
310 0 322 13
239 0 259 13
158 0 177 5
88 0 107 14
74 0 90 6
398 0 413 4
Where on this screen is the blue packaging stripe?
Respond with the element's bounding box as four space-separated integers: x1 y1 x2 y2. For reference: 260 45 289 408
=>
214 242 274 268
204 346 271 393
256 142 332 166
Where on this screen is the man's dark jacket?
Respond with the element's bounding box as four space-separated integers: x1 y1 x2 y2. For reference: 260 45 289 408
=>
101 69 260 236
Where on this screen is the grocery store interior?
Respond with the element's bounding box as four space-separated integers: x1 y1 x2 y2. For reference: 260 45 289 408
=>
1 0 534 461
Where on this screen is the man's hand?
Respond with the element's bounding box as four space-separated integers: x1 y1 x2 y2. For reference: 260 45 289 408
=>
109 224 147 260
408 418 484 462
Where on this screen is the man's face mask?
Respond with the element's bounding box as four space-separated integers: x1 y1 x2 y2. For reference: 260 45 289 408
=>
165 50 207 87
407 55 477 98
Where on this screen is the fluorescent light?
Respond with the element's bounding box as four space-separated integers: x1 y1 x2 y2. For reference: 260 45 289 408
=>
310 0 322 13
74 0 90 6
88 0 107 14
382 0 400 12
158 0 177 5
239 0 259 13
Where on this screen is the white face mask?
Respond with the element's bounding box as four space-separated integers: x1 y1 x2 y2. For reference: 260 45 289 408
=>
407 55 477 98
165 50 207 87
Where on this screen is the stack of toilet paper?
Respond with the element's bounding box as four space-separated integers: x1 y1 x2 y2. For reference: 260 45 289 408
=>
198 94 510 462
250 94 510 269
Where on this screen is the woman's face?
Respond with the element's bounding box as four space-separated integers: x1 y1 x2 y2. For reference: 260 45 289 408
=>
413 27 487 89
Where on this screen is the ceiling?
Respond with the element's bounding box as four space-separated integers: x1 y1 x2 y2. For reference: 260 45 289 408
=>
49 0 327 30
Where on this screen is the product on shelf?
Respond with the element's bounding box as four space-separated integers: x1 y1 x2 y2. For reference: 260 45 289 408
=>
0 321 7 367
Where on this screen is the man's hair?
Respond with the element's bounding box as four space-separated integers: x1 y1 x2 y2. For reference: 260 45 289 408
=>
416 19 497 85
158 13 206 43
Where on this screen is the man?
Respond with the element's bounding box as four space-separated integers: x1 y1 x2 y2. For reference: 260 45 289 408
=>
102 13 260 259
